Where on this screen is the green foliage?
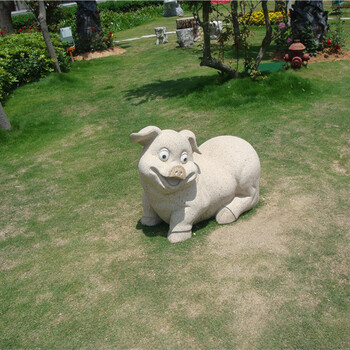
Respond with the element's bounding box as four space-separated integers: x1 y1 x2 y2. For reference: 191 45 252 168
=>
274 26 292 53
97 1 160 13
299 25 319 56
273 13 293 53
53 2 163 34
55 8 76 33
75 29 114 54
54 6 77 31
11 12 37 30
11 3 72 32
109 5 163 32
326 17 347 52
0 32 71 101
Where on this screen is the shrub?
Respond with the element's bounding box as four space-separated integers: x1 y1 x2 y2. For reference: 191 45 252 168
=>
299 25 319 56
109 6 163 32
12 3 76 32
0 32 71 100
325 17 347 53
273 14 292 53
11 12 37 30
74 28 114 54
97 5 163 33
97 1 160 13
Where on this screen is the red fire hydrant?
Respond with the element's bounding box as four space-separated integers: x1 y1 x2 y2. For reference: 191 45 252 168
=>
284 39 310 68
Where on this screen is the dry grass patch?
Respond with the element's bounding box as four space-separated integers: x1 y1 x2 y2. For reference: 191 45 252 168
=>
197 177 332 348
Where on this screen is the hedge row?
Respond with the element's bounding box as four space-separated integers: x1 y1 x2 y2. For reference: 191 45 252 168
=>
97 1 160 13
0 32 71 101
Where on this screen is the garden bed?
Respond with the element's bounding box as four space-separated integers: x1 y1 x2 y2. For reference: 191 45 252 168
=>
271 49 350 63
309 49 350 62
74 46 126 61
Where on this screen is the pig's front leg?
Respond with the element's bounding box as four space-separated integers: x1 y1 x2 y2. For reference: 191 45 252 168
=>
140 193 162 226
167 207 196 243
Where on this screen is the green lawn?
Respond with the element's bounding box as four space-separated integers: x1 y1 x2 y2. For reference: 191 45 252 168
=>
0 10 349 350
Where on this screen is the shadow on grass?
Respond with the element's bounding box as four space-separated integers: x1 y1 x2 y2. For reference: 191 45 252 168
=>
124 71 316 109
117 43 132 50
124 75 219 105
136 218 213 240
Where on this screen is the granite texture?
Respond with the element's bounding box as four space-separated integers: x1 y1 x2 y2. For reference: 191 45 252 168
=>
154 27 168 44
163 0 184 17
130 126 261 243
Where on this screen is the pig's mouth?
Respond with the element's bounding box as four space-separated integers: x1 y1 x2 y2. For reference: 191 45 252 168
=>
150 167 196 190
165 177 182 187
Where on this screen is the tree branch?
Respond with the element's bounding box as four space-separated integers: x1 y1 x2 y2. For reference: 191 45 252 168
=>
200 57 238 78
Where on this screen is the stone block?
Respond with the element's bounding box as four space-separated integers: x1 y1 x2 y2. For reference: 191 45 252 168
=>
163 0 184 17
154 27 168 45
176 17 195 29
176 17 201 41
176 28 194 47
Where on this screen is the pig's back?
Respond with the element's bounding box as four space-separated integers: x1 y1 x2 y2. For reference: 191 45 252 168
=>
195 136 260 181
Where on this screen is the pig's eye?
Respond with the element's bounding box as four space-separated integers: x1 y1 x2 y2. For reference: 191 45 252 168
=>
180 152 188 164
159 149 169 161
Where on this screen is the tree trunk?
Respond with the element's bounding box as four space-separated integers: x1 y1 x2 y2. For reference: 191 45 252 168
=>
37 0 61 74
254 0 272 70
199 1 237 78
76 0 102 52
202 1 211 61
231 0 241 47
0 1 15 36
0 102 11 130
200 57 239 78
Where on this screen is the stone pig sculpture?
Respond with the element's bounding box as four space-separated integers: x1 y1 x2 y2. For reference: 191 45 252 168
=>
130 126 260 243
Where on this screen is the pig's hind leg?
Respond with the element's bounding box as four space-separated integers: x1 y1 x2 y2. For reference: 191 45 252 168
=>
216 183 259 225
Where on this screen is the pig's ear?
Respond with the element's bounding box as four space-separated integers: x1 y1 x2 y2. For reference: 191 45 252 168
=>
130 126 161 146
179 130 201 154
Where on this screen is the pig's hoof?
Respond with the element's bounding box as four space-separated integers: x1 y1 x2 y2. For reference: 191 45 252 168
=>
216 207 237 225
141 216 162 226
168 230 192 243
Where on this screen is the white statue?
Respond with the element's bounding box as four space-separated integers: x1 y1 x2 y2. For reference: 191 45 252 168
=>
130 126 260 243
210 20 223 40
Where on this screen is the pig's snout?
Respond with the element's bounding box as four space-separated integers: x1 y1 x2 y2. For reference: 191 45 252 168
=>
169 165 186 180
